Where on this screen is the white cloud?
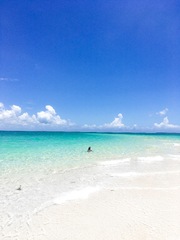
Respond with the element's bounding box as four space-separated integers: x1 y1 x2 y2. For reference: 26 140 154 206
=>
157 108 168 116
37 105 67 125
154 117 180 129
104 113 125 128
0 102 4 109
0 104 22 121
0 103 71 129
0 77 19 82
82 124 97 129
18 113 37 126
45 105 56 115
82 113 126 131
11 105 21 114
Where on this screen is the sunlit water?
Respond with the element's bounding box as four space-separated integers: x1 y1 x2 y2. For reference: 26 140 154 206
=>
0 131 180 237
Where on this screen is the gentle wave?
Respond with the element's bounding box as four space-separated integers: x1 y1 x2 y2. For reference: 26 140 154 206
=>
173 143 180 147
99 158 131 166
112 186 180 190
53 186 101 204
33 186 101 215
168 154 180 160
110 170 180 178
137 156 164 162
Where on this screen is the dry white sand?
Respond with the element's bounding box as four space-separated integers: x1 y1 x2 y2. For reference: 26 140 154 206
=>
15 187 180 240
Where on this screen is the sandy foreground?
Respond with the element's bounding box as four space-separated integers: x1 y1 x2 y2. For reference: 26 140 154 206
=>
14 187 180 240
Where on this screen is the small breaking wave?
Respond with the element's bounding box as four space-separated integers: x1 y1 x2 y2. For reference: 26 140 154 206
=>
33 186 101 215
173 143 180 147
114 186 180 191
110 170 180 178
53 186 101 204
99 158 131 166
168 154 180 161
137 156 164 162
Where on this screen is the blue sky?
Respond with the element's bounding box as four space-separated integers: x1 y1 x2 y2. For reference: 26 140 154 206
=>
1 0 180 131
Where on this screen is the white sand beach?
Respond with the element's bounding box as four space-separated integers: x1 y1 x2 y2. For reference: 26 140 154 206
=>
2 169 180 240
14 187 180 240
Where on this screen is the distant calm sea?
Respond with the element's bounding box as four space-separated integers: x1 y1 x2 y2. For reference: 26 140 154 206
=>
1 131 180 235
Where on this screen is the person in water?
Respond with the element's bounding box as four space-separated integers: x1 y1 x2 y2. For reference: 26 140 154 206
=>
87 147 92 152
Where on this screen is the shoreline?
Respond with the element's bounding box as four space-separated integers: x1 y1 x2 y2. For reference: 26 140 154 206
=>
1 156 180 240
14 187 180 240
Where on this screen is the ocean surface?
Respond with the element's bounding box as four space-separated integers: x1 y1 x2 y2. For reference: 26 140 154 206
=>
1 131 180 237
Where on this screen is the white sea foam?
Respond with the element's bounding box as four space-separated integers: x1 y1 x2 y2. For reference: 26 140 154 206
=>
32 186 101 215
113 186 180 191
137 156 164 162
99 158 131 166
168 154 180 160
110 170 180 178
53 186 101 204
173 143 180 147
33 202 53 216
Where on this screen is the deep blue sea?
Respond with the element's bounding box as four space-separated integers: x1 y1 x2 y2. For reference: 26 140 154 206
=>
1 131 180 236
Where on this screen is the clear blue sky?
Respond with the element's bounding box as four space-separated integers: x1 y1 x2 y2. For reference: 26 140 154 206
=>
1 0 180 131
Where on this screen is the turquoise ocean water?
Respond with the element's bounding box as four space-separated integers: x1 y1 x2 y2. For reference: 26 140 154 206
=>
1 131 180 169
1 131 180 236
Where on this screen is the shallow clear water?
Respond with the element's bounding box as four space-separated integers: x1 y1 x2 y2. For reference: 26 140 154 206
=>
1 131 180 237
1 131 180 169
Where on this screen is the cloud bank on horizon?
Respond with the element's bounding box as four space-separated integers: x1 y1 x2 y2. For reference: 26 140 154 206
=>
154 116 180 130
0 103 179 132
0 103 72 130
